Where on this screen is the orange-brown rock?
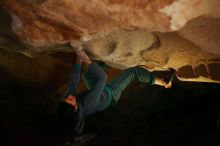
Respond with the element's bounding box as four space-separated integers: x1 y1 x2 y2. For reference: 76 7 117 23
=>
1 0 220 49
178 17 220 56
1 0 174 48
0 0 220 83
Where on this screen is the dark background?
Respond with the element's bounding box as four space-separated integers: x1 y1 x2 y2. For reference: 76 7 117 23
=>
1 75 220 146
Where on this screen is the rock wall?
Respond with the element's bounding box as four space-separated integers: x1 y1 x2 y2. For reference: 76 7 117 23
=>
0 50 79 89
85 29 220 83
0 0 174 48
2 0 219 49
0 50 54 87
0 0 220 84
84 29 156 69
178 17 220 56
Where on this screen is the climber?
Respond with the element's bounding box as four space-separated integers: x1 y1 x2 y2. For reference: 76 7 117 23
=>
57 49 174 141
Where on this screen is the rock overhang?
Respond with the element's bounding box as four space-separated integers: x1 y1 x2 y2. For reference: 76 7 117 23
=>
0 0 220 83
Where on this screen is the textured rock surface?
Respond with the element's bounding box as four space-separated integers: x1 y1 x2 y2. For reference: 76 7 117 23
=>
85 30 220 83
0 50 76 88
178 17 220 56
0 50 54 87
160 0 220 31
142 33 220 83
0 0 220 83
1 0 219 48
84 29 156 69
0 0 173 48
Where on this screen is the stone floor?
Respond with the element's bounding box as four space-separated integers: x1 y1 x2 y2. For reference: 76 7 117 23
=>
1 79 220 146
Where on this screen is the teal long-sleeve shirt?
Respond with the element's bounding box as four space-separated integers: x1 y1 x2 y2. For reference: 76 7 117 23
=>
67 63 112 134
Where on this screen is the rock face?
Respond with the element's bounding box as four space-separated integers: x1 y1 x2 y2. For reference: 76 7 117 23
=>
0 49 54 87
84 29 156 69
85 29 220 83
0 49 75 88
0 0 173 48
2 0 219 48
178 17 220 56
0 0 220 83
160 0 220 31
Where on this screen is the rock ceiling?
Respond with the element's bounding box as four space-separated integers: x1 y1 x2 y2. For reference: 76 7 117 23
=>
0 0 220 83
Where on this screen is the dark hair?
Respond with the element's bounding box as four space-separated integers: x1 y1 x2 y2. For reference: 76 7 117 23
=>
57 102 75 126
